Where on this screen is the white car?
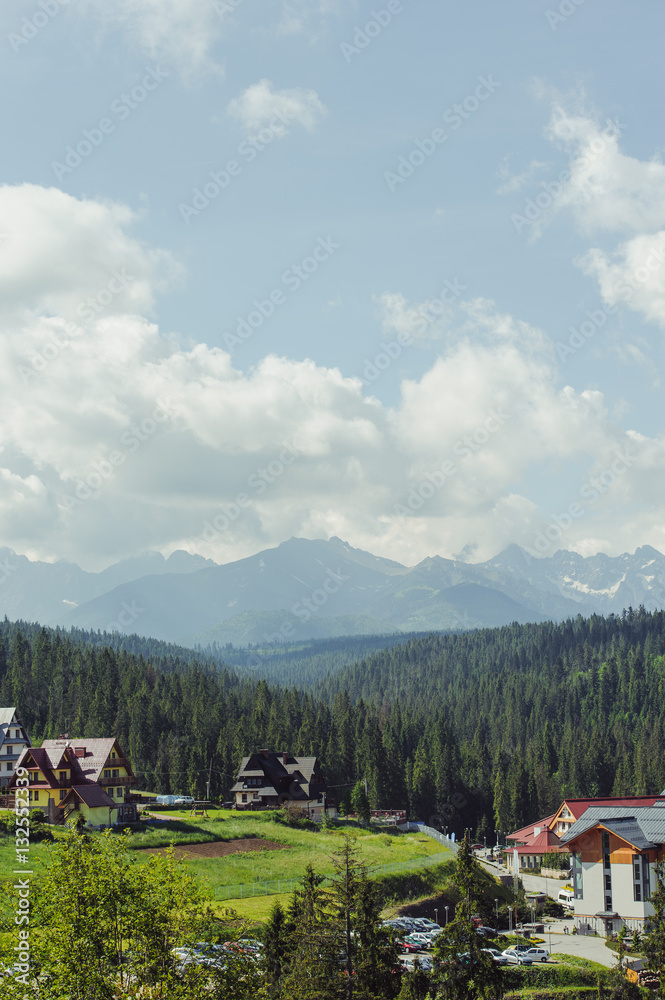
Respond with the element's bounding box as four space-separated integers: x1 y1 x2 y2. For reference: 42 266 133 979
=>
524 947 549 962
501 948 533 965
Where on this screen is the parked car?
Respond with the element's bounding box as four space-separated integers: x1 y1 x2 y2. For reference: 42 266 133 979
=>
399 954 433 972
475 925 498 938
173 795 195 806
398 938 423 953
482 948 508 965
414 918 440 930
523 947 549 963
407 933 434 949
501 948 533 965
171 947 204 972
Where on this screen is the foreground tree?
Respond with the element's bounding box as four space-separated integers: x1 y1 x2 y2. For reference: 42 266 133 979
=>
3 826 256 999
643 860 665 998
277 837 400 999
432 835 502 1000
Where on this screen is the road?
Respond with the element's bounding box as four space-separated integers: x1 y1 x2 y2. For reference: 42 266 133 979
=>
480 858 618 969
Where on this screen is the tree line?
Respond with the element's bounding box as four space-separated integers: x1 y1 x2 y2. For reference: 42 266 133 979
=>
1 607 664 837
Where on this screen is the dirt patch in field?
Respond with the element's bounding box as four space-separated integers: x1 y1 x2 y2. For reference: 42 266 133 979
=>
144 837 288 859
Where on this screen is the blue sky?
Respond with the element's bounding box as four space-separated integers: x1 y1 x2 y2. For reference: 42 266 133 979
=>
0 0 663 570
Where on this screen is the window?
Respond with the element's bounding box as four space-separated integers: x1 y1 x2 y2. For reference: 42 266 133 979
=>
112 769 119 778
33 791 38 803
604 853 611 870
59 789 66 800
605 874 612 891
634 861 641 881
111 752 116 759
103 770 110 778
5 746 12 755
116 787 122 798
634 883 642 902
59 771 66 781
605 894 612 911
7 762 13 771
241 794 247 803
643 855 651 901
602 831 610 850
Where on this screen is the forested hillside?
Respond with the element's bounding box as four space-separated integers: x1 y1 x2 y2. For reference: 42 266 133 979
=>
1 609 664 841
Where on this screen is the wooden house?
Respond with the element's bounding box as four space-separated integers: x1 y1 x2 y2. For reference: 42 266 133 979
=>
231 749 335 821
9 737 138 827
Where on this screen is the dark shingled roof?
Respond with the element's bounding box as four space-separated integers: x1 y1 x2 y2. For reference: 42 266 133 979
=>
60 785 117 810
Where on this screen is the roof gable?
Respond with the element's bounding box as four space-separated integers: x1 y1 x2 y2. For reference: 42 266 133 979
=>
40 738 133 782
61 785 117 810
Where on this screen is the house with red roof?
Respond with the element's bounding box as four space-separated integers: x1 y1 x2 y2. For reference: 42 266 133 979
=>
8 736 138 828
504 796 665 872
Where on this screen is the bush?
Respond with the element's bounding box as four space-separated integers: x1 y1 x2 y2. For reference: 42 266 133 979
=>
273 803 315 829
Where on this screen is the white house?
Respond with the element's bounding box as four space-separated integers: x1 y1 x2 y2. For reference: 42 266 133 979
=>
560 803 665 936
0 708 30 789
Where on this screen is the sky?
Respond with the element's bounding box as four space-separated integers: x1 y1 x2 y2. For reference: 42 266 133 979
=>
0 0 664 571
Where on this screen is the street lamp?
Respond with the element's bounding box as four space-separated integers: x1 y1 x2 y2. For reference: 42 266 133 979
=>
530 904 536 928
435 908 438 926
495 898 499 923
445 906 449 925
508 906 513 934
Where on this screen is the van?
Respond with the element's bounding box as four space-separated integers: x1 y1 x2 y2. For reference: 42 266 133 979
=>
558 889 574 905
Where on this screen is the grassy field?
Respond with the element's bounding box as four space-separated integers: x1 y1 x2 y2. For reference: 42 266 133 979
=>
0 811 454 924
129 811 449 900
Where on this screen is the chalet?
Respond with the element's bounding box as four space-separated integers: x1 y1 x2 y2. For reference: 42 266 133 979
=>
560 802 665 936
0 708 30 789
231 750 336 821
8 737 138 828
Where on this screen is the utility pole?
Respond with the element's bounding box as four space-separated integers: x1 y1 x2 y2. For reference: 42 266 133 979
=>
206 757 212 802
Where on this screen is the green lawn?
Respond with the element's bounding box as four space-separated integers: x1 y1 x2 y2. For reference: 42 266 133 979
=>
130 812 448 897
0 812 453 926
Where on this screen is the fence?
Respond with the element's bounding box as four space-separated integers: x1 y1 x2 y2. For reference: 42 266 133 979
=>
214 849 454 900
399 822 459 854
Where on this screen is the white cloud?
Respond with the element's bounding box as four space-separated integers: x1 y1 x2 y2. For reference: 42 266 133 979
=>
227 79 327 136
77 0 224 78
544 106 665 236
496 157 549 196
0 184 181 323
0 183 663 570
270 0 349 39
579 232 665 330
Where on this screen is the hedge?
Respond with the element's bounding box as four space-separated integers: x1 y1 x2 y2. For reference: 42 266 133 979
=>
503 989 598 999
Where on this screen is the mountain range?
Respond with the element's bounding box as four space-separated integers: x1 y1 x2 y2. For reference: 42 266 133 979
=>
1 537 663 647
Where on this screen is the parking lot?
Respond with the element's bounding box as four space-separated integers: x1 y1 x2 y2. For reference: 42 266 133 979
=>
480 859 618 969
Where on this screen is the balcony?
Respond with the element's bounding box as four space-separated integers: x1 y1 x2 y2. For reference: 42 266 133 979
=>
99 775 137 787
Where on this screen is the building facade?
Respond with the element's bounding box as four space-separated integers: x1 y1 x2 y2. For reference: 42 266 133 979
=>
231 749 335 821
0 708 30 789
8 737 138 827
560 804 665 936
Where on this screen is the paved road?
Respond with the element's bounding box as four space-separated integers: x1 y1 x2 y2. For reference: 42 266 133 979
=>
480 859 617 968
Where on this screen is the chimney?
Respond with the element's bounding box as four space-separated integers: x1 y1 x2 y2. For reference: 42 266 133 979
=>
282 751 288 766
260 749 269 759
